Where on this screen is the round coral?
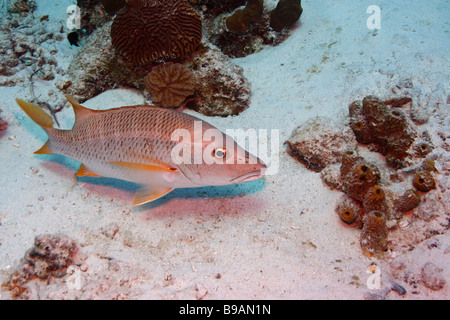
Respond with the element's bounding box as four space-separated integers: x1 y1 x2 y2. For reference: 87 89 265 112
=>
145 62 195 107
111 0 202 66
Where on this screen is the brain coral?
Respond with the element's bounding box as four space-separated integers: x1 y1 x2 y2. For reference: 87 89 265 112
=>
145 62 196 107
111 0 202 66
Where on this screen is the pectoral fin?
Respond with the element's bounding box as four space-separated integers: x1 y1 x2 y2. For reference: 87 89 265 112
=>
108 161 177 173
133 185 174 206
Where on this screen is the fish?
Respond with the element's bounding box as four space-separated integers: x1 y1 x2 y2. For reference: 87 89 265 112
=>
16 96 266 206
67 31 79 47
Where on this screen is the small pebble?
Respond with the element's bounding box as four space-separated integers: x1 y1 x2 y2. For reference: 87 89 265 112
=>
421 262 446 290
390 279 407 295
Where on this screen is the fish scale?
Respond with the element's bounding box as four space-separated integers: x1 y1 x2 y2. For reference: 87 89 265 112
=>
16 96 266 206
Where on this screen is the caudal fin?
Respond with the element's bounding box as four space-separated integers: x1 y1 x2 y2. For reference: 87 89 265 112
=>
16 98 54 129
16 98 55 154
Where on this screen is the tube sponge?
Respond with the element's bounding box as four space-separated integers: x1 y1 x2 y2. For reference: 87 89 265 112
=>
348 96 416 168
413 171 436 192
412 158 437 192
363 185 389 215
394 189 421 213
335 196 362 225
360 211 388 258
341 158 380 202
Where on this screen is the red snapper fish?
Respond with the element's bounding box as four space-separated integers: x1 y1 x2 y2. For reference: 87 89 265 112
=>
16 96 266 206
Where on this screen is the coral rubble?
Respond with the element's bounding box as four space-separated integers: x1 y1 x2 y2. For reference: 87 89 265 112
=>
144 62 196 108
3 235 79 299
189 0 247 18
111 0 202 66
77 0 114 35
0 109 8 133
0 4 61 87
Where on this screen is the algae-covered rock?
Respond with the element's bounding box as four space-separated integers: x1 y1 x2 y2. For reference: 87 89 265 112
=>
286 117 357 172
349 96 417 168
270 0 303 32
62 21 146 102
186 44 251 116
226 0 263 34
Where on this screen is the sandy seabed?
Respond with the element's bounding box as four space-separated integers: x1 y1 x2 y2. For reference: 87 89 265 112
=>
0 0 449 299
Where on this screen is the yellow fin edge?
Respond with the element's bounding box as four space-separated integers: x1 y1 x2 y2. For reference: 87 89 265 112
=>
133 186 174 206
16 98 54 129
76 164 103 177
34 141 53 154
108 161 178 173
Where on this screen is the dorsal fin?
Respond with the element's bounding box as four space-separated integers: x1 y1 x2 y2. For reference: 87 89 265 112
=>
65 95 95 123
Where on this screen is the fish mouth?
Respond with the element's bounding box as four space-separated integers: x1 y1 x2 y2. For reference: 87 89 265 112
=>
230 170 265 183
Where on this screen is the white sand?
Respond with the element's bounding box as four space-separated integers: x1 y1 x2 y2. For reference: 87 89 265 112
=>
0 0 448 299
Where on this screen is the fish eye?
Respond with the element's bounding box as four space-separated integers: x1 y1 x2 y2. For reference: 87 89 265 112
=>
213 147 226 158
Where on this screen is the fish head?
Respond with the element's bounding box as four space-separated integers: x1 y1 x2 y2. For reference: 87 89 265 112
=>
182 132 267 186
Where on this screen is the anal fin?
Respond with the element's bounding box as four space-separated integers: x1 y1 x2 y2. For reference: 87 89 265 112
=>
76 164 102 177
133 185 174 206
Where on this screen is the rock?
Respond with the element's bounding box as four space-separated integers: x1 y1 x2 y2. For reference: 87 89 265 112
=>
286 117 357 172
187 44 251 116
63 22 146 103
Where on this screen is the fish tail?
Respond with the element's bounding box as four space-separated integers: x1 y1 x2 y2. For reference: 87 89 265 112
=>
16 98 55 154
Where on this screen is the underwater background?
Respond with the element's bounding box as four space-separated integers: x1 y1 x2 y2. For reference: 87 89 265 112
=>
0 0 449 299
